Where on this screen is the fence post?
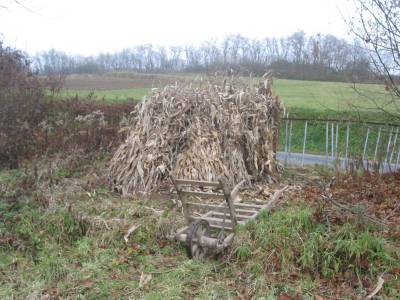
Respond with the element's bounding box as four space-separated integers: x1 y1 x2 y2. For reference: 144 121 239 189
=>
373 127 382 162
335 123 339 159
331 122 334 161
288 120 293 162
363 127 370 161
345 124 350 168
284 118 289 164
301 121 308 167
325 122 329 166
385 127 393 170
389 127 398 164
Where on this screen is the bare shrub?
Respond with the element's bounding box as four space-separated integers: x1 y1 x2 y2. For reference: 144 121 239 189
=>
0 41 47 168
36 99 136 156
0 41 136 168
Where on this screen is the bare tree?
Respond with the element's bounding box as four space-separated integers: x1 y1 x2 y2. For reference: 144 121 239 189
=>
0 0 38 13
347 0 400 118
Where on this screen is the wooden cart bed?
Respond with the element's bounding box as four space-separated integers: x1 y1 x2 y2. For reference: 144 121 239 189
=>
171 177 287 259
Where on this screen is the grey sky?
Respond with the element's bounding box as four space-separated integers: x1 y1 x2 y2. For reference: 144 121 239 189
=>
1 0 352 56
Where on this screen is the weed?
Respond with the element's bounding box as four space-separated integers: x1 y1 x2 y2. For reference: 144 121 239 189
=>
38 244 69 282
235 244 252 260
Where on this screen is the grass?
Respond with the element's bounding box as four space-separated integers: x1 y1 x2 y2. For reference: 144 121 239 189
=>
274 79 393 115
1 154 399 299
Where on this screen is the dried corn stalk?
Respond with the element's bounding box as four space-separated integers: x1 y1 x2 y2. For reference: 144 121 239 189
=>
109 74 281 195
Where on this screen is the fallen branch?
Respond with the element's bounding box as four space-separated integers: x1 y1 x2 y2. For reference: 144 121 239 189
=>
366 275 384 299
138 272 152 289
146 269 175 275
144 206 163 216
322 195 387 227
124 224 141 243
264 186 289 211
383 202 400 221
230 179 246 202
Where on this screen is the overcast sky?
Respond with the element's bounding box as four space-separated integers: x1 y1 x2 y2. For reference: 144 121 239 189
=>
0 0 352 56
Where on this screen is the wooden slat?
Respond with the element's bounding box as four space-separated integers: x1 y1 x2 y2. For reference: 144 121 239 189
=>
174 179 221 188
186 202 228 212
191 216 233 224
186 202 258 215
190 216 245 227
209 224 234 231
180 190 225 199
235 209 258 215
233 203 263 210
210 211 256 220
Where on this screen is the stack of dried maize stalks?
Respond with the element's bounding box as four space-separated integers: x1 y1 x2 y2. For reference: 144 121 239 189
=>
109 74 281 195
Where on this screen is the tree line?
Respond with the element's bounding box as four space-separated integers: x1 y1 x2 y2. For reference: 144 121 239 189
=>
32 31 373 82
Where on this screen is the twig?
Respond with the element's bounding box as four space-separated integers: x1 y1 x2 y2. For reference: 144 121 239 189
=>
319 178 387 227
383 202 400 221
124 224 141 243
230 179 246 200
145 269 175 275
366 275 384 299
264 186 289 211
323 195 388 227
144 206 163 216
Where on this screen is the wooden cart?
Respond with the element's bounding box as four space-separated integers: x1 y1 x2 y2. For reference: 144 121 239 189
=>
171 177 286 259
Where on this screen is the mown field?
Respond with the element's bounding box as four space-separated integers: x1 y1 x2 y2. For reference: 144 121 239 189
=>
62 73 399 157
62 73 392 117
62 73 391 116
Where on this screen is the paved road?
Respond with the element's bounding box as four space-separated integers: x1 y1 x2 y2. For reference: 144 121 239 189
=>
276 152 400 172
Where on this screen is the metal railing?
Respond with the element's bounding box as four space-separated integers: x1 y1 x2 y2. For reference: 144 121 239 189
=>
280 117 400 171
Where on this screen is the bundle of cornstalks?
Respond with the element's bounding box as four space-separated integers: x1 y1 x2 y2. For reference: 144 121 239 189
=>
109 74 281 195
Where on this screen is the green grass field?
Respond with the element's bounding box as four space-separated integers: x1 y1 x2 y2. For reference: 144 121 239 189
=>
275 79 391 114
62 77 394 119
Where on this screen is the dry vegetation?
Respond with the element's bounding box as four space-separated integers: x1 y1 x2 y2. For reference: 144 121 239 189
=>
109 75 281 195
0 42 136 169
64 73 181 90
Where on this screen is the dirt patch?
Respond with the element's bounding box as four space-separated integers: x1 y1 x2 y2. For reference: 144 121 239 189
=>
64 74 180 90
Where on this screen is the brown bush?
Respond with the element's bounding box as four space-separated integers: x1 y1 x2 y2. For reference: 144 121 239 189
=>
0 41 136 168
0 41 47 168
35 99 135 156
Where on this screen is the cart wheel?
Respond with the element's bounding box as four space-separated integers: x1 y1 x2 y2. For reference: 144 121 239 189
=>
186 219 210 259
